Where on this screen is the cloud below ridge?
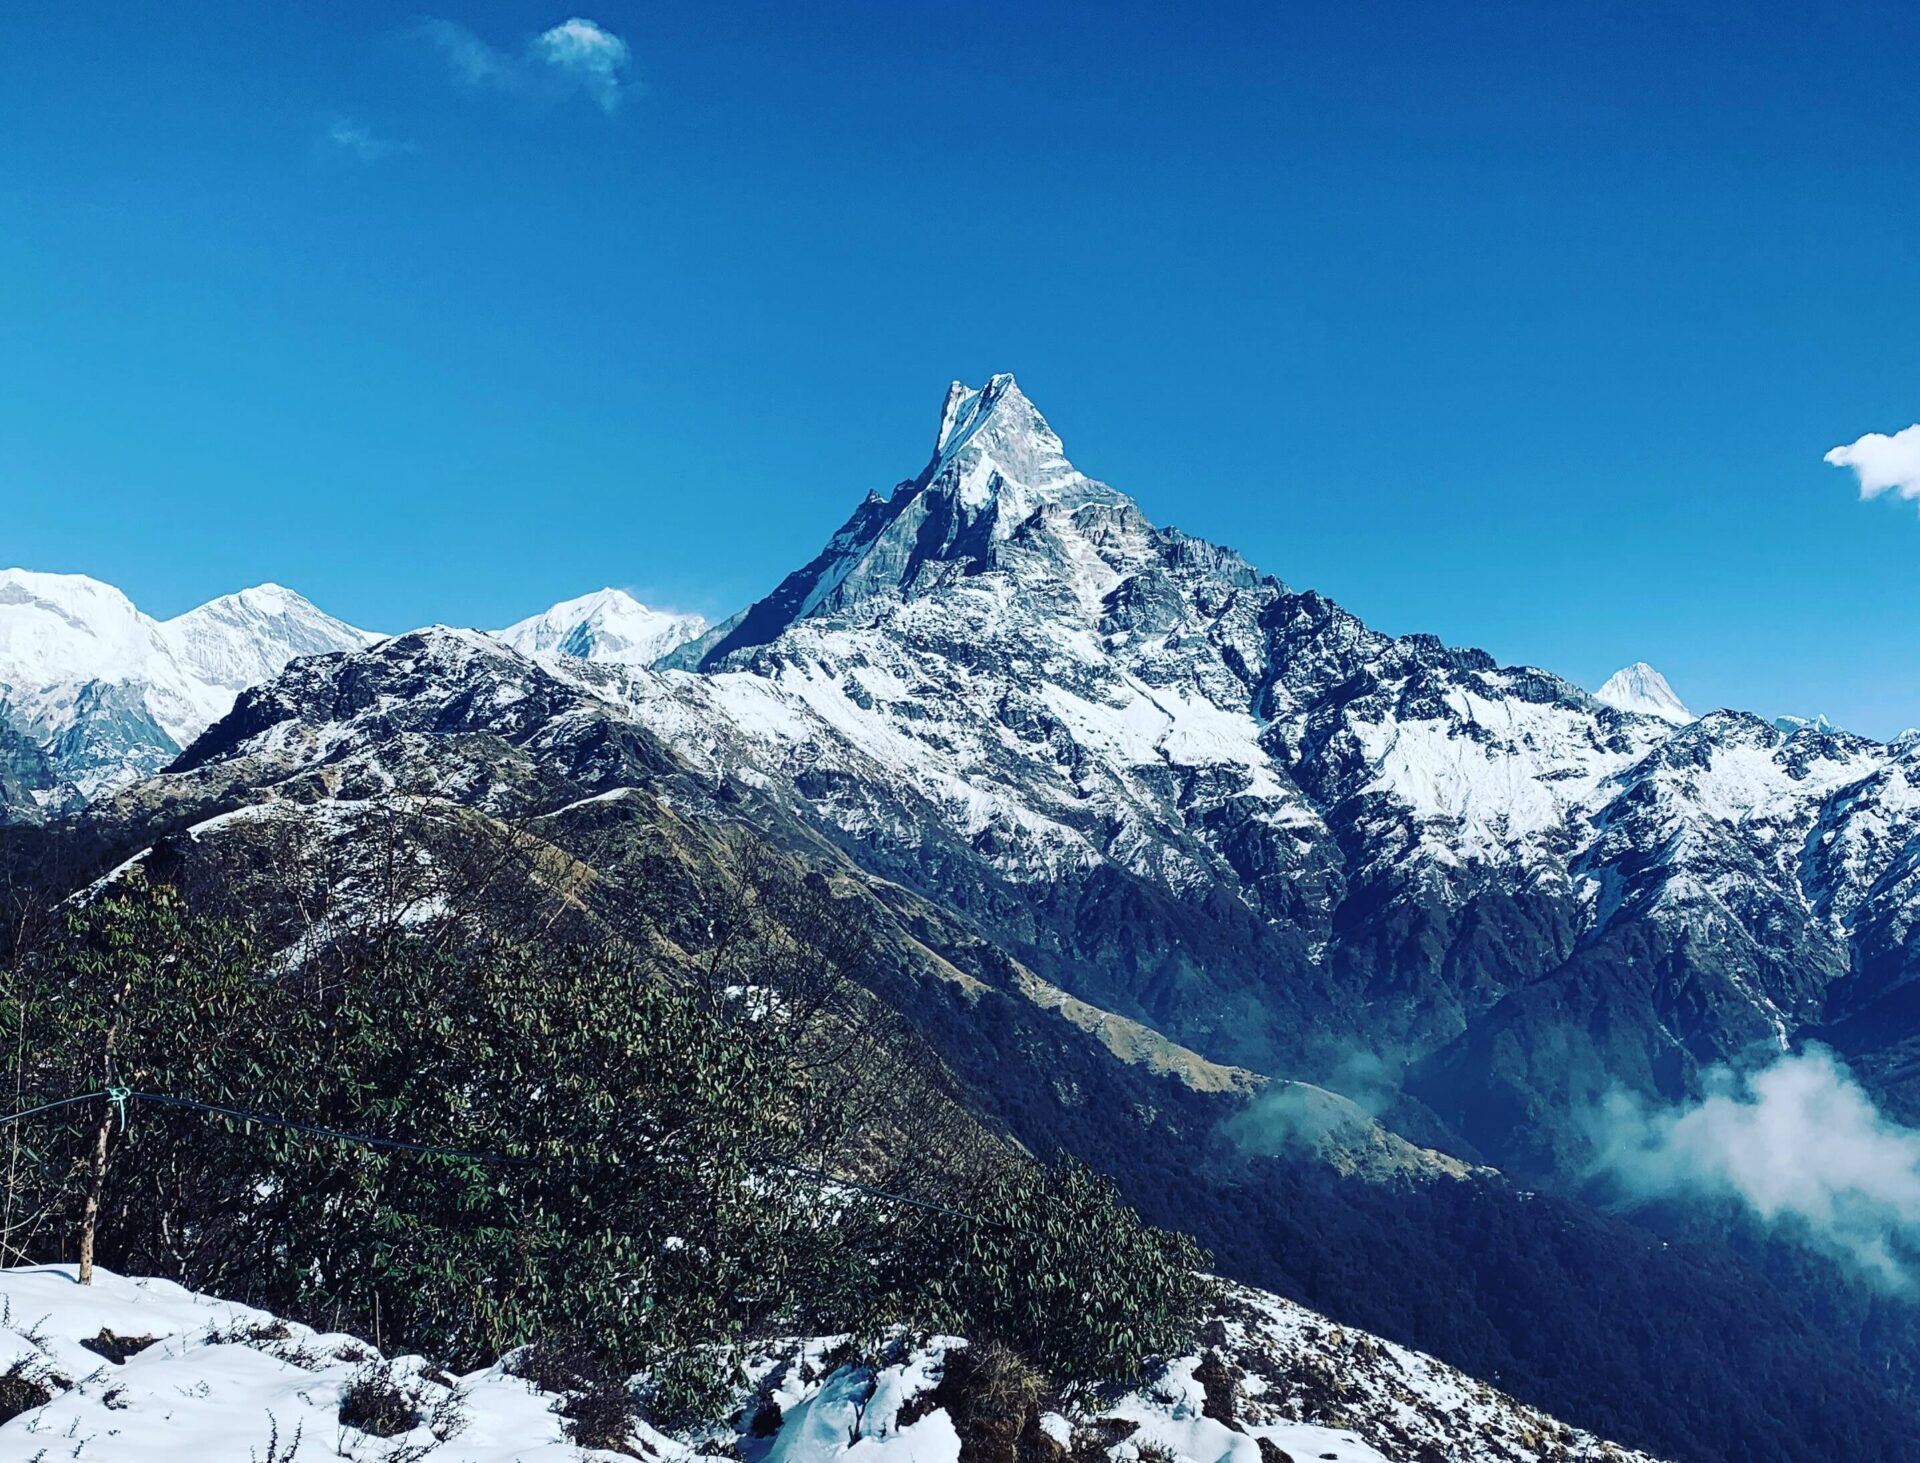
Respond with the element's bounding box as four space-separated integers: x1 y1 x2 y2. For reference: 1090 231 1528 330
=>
1589 1046 1920 1288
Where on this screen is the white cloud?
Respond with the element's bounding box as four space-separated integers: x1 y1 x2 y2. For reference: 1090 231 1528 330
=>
532 19 631 113
421 16 634 113
1590 1047 1920 1288
1825 423 1920 504
325 118 411 162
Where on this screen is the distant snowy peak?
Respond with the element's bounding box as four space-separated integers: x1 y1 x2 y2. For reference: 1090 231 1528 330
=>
0 570 373 803
1595 662 1693 724
160 583 379 693
1775 712 1839 736
496 588 707 666
0 568 217 746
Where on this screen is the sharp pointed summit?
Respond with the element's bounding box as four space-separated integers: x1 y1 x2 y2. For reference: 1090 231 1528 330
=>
920 372 1117 525
678 374 1133 669
929 373 1079 498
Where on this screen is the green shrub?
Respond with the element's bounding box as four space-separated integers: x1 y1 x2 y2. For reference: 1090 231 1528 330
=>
908 1156 1212 1381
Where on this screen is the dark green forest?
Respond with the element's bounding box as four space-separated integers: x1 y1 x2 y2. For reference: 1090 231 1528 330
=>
0 824 1205 1423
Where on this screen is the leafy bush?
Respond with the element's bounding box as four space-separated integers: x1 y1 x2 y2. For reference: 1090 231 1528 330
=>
907 1156 1211 1381
2 875 842 1368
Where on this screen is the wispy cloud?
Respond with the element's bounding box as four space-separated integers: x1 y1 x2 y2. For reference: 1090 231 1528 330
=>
325 117 412 163
1826 423 1920 505
420 16 635 114
1589 1047 1920 1289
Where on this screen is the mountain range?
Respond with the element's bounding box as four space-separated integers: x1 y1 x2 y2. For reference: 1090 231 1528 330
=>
7 374 1920 1462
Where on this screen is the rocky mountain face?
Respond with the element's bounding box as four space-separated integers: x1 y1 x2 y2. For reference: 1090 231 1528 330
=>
575 375 1920 1178
0 571 375 811
0 718 56 822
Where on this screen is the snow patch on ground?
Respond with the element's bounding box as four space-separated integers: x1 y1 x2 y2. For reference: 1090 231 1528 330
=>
0 1269 1665 1463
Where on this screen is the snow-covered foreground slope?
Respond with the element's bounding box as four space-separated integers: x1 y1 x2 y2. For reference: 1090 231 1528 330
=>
0 1266 1661 1463
0 1266 618 1462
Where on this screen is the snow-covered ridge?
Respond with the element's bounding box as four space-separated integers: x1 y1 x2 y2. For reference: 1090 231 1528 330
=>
0 571 718 811
0 1266 1663 1463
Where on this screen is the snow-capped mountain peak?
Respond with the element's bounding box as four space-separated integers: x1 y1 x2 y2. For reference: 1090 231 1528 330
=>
495 588 707 665
1594 661 1693 723
934 372 1076 494
680 376 1135 668
0 568 220 753
160 582 379 694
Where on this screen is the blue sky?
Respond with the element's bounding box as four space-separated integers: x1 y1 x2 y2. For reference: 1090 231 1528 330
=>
4 2 1918 732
